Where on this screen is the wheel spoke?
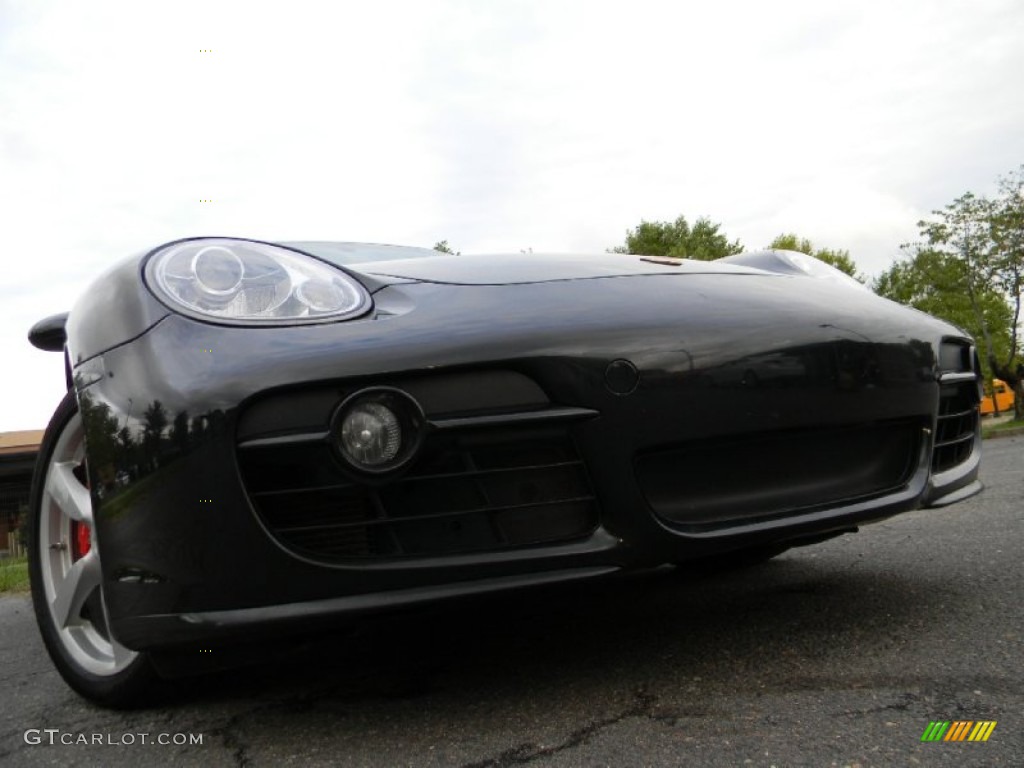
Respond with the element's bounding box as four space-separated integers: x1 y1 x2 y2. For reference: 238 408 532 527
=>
46 461 93 524
111 638 135 668
51 551 101 629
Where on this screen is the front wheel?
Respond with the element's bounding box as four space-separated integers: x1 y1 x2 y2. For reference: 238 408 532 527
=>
29 392 157 706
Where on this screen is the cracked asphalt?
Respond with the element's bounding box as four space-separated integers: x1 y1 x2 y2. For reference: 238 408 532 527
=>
1 437 1021 767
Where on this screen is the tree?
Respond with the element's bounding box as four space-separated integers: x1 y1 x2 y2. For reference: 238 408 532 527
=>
768 233 861 280
142 400 168 442
116 425 137 476
142 400 169 469
875 167 1024 419
988 166 1024 417
78 392 120 485
873 249 1014 383
433 240 459 255
190 414 207 443
611 215 743 260
170 410 190 455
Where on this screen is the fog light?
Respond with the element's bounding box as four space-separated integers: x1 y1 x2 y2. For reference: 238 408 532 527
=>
340 403 401 467
332 388 425 474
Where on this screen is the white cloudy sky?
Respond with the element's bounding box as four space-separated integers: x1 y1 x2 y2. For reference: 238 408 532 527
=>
1 0 1023 432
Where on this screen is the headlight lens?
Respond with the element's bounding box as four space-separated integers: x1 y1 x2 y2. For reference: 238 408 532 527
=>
145 238 371 324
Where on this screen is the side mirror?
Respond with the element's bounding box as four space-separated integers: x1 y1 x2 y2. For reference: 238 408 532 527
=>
28 312 69 352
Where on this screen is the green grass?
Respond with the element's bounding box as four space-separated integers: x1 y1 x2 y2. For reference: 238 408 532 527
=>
982 418 1024 439
0 556 30 594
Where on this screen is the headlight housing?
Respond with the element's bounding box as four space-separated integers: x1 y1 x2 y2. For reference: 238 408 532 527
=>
144 238 371 324
719 249 867 291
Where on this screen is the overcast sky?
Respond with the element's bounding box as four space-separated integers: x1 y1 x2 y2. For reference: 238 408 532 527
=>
2 0 1023 432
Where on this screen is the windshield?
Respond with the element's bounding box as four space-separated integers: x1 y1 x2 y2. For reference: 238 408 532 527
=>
280 241 442 266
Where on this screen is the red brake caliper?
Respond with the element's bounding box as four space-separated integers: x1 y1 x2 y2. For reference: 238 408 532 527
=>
71 520 91 560
70 460 92 560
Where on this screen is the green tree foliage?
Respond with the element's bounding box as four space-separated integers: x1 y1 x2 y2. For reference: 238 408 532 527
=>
170 410 190 454
142 400 168 469
78 392 120 483
611 215 743 260
143 400 168 442
873 249 1014 382
433 240 458 255
990 167 1024 374
190 414 207 442
768 233 861 280
874 166 1024 418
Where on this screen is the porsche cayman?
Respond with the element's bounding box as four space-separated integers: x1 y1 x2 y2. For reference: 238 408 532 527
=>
26 237 983 704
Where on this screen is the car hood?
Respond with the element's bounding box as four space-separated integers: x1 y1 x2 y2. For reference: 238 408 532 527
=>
345 251 771 285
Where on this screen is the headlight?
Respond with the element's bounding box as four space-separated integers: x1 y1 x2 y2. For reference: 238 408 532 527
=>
144 238 371 324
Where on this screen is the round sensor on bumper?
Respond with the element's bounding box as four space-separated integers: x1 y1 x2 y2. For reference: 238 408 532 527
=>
331 388 424 474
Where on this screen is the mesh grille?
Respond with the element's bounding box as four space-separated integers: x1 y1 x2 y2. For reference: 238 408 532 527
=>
238 428 598 562
932 382 978 473
637 419 922 529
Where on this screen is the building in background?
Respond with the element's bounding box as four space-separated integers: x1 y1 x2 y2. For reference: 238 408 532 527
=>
0 431 43 557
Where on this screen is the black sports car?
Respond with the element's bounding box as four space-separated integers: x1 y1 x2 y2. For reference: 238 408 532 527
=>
27 238 982 705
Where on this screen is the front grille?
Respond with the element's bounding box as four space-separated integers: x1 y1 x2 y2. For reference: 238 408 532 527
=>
238 426 598 562
932 381 979 473
637 419 923 530
932 339 980 474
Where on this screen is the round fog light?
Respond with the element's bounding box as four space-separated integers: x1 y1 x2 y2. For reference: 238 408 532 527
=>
340 403 401 467
331 388 425 474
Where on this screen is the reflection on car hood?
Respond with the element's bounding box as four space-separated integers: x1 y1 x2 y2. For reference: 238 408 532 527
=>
345 252 772 285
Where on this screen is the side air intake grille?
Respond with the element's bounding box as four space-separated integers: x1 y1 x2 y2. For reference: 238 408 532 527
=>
237 425 598 562
932 339 980 474
932 381 979 473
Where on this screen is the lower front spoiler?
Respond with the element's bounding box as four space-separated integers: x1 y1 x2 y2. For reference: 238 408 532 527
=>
924 478 983 507
112 565 619 651
922 431 983 508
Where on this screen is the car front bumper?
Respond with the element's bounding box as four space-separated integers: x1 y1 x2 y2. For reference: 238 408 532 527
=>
72 279 982 650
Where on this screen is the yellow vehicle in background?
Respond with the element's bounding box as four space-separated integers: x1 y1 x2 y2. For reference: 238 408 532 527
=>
981 378 1015 416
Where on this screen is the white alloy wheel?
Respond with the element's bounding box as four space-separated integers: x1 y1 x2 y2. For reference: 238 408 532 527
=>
37 407 138 674
30 392 156 706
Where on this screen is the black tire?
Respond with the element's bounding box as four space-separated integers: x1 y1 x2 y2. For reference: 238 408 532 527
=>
29 391 158 707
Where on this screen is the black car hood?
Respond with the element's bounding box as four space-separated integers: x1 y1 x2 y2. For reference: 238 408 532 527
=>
346 251 770 285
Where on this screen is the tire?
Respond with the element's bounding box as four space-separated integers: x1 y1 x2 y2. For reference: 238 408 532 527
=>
29 391 158 707
675 543 790 575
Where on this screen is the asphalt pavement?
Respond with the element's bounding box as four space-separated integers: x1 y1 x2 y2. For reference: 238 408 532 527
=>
1 437 1022 767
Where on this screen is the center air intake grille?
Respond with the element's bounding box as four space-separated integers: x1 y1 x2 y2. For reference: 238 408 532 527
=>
238 428 598 562
637 419 922 530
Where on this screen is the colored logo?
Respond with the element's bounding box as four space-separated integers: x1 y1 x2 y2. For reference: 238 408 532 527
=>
921 721 997 742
